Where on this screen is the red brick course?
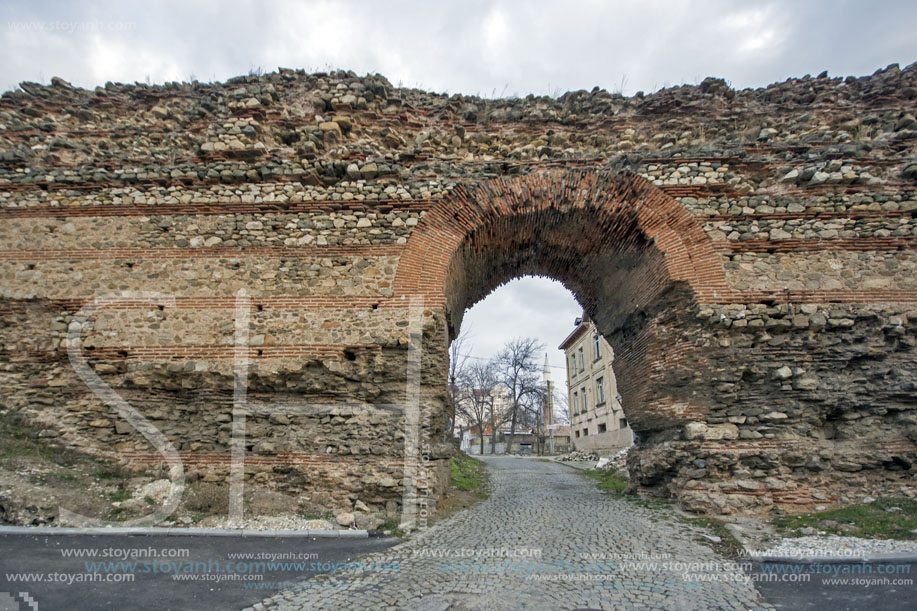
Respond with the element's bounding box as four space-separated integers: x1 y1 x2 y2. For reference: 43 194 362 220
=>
0 245 404 260
3 343 383 362
0 199 431 218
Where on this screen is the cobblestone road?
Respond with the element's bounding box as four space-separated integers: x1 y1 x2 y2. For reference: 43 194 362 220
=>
250 457 771 610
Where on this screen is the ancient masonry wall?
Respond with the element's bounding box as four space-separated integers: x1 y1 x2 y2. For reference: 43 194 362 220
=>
0 63 915 516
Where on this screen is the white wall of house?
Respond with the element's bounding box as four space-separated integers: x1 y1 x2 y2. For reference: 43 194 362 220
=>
560 318 633 455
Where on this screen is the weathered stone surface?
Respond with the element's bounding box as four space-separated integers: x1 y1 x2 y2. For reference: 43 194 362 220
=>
1 63 915 519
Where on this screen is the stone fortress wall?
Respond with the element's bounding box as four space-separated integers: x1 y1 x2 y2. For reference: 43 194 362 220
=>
0 63 915 517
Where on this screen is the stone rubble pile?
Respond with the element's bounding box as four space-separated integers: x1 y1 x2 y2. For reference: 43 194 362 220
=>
3 63 916 196
596 446 632 472
556 450 601 462
555 446 633 471
188 514 339 531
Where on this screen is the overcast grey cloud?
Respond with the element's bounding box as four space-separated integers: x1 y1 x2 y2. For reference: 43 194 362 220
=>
460 277 582 376
3 1 916 96
2 0 916 378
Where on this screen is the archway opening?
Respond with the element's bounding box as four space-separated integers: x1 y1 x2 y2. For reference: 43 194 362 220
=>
450 275 634 457
449 276 578 455
393 170 725 504
441 202 696 438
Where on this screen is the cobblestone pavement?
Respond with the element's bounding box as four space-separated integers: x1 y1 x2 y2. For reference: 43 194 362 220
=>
249 457 772 610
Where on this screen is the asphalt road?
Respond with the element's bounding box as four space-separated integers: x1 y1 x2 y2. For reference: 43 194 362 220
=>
751 560 917 611
0 533 396 611
3 534 914 611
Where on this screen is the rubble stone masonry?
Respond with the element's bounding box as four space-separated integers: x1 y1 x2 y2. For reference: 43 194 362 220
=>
1 63 915 516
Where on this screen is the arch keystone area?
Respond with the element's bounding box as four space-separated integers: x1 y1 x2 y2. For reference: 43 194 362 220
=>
393 169 730 314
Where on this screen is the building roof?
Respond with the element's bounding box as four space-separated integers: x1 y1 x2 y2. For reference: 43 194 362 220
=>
558 320 590 350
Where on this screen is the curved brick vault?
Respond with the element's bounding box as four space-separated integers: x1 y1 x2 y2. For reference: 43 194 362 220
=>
394 169 729 320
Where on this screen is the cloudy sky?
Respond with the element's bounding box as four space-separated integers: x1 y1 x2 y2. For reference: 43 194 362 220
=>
459 277 580 379
2 0 915 378
3 1 916 97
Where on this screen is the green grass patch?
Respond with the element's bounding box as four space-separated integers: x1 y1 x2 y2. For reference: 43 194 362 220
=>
0 412 65 462
91 465 134 480
629 496 672 510
0 434 45 460
773 497 917 540
582 469 670 512
109 489 132 502
583 469 630 494
0 410 126 476
450 454 489 499
680 515 745 559
379 517 406 537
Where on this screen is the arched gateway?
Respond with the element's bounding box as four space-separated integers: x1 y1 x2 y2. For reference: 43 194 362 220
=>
399 169 917 515
396 169 727 434
1 67 915 522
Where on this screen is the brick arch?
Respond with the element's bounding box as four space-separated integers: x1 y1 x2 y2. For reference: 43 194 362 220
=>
393 169 729 437
393 168 727 327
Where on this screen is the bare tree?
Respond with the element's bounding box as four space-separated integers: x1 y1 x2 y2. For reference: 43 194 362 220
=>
494 337 545 454
447 327 472 438
553 388 570 425
454 359 500 454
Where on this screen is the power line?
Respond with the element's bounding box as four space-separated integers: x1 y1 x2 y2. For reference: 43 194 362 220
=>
451 351 569 370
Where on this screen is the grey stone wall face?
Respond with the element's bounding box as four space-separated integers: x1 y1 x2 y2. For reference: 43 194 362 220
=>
1 63 915 518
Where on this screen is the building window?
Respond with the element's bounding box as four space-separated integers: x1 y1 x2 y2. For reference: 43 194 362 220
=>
577 347 584 372
570 355 577 376
581 389 588 411
598 423 607 433
575 430 580 438
595 377 605 405
582 428 588 436
620 417 627 429
572 391 578 415
593 333 601 360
